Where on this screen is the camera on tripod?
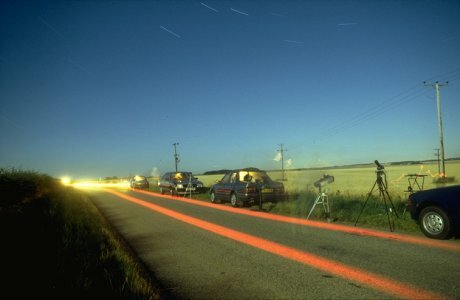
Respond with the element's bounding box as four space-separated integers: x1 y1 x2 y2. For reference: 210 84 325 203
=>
355 159 398 232
314 174 334 189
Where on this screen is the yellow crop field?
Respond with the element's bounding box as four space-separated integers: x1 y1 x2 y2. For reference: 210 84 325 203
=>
196 161 460 200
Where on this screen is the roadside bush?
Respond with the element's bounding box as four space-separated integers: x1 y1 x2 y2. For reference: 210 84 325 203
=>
0 168 159 299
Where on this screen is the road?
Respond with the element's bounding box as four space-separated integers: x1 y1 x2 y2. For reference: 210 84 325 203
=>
87 188 460 299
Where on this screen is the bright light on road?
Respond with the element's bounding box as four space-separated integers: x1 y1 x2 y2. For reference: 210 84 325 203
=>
61 176 72 185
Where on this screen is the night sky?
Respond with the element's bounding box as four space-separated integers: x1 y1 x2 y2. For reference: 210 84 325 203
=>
1 0 460 179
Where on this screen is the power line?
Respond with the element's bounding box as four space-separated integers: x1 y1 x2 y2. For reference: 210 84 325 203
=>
317 68 460 140
424 67 460 83
320 85 428 139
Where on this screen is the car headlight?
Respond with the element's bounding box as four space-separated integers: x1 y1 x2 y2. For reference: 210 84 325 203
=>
177 184 183 188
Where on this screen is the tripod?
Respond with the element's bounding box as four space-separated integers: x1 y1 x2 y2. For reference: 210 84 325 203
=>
186 173 193 198
354 164 398 231
307 186 332 222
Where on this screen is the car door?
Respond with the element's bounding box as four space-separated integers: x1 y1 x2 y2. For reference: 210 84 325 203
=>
214 172 233 201
159 173 171 191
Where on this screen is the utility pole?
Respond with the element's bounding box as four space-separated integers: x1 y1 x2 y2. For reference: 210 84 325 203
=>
173 142 180 172
424 81 448 178
277 144 287 181
433 148 440 175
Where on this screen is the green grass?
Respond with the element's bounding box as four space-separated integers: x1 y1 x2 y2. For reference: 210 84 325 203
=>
0 168 161 299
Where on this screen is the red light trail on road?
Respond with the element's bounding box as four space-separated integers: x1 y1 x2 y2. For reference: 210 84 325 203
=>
134 189 460 253
106 189 446 300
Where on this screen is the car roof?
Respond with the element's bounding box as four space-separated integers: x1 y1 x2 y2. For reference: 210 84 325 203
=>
164 171 192 174
230 167 263 172
418 184 460 192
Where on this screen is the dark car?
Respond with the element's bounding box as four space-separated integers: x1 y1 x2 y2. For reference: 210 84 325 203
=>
158 172 204 195
130 175 149 190
209 168 285 207
406 185 460 239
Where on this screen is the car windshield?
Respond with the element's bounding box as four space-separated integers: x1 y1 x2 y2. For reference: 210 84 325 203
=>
172 172 192 181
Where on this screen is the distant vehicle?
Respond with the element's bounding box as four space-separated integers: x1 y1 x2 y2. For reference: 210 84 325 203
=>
130 175 149 190
158 172 204 195
209 168 285 207
406 185 460 239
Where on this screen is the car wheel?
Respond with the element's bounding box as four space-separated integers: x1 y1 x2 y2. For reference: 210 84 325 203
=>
169 188 176 196
159 187 164 194
419 206 452 239
210 191 217 204
230 193 239 208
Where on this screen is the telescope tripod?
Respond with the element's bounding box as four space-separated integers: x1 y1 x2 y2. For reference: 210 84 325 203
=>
307 187 332 222
354 172 398 231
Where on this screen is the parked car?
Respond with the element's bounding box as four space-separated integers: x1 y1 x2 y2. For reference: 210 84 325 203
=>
209 168 285 207
129 175 149 190
158 172 204 195
406 185 460 239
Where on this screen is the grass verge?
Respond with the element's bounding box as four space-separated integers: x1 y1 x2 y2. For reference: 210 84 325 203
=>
270 190 421 233
0 168 161 299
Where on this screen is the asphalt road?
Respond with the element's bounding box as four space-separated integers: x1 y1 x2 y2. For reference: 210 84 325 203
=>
87 188 460 299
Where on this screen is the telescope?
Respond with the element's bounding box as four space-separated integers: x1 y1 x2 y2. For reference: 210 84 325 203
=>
308 174 335 221
314 174 335 188
374 160 384 170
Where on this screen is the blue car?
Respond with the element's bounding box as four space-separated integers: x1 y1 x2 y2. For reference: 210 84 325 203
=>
210 168 285 207
406 185 460 239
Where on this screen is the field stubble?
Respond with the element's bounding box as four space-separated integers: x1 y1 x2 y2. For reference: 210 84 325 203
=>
196 161 460 200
